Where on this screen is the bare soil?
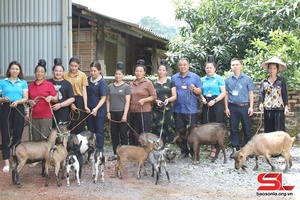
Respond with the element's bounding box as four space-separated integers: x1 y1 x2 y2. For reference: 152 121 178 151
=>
1 127 300 200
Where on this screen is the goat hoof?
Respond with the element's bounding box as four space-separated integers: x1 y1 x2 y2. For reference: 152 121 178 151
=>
93 180 97 184
67 184 70 187
61 176 65 180
192 161 197 165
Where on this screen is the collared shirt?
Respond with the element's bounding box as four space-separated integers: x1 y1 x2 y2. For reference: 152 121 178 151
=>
201 74 225 96
64 70 88 96
28 79 56 118
130 77 157 113
259 76 288 110
171 71 202 114
0 77 28 102
225 72 255 104
87 76 107 117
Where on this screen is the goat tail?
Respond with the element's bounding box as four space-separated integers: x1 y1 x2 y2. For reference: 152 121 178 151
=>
49 147 57 160
12 140 22 156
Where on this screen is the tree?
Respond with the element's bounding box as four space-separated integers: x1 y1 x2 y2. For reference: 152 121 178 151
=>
138 16 179 40
167 0 300 78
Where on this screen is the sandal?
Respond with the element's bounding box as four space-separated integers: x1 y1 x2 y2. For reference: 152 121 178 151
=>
108 155 117 161
3 165 10 173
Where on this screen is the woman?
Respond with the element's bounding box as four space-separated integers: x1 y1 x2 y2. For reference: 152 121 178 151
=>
107 62 131 161
259 56 289 132
64 56 89 134
0 61 28 173
49 58 75 127
28 59 57 141
129 59 157 145
86 61 107 150
200 58 226 158
152 59 176 143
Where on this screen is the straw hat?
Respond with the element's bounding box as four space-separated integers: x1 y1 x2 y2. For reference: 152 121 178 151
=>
261 56 287 71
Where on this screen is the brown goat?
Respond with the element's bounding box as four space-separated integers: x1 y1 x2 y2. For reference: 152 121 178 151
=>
234 131 295 172
115 140 159 179
175 123 227 164
12 128 58 187
45 131 70 187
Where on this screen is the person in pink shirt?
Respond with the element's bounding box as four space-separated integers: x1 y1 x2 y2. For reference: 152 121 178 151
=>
28 59 57 141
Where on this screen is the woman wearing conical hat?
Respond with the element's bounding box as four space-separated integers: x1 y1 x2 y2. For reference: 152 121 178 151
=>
259 56 289 132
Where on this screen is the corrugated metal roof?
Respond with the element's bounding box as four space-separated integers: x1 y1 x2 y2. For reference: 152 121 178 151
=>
72 2 169 41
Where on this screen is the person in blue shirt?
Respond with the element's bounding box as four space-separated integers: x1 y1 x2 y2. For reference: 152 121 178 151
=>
224 58 255 159
0 61 28 173
86 61 107 150
200 58 226 159
171 57 202 158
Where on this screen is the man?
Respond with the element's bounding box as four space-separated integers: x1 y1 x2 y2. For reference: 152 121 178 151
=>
224 58 255 158
172 58 202 158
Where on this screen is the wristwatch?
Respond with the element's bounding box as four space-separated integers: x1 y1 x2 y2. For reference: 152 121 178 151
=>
214 98 218 103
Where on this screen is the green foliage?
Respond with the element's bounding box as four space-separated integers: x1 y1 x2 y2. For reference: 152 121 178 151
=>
138 16 179 40
167 0 300 78
243 29 300 90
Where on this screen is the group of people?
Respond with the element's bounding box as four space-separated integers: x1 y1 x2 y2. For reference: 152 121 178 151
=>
0 55 289 172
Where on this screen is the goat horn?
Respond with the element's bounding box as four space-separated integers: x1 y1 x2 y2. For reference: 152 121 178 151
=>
170 135 179 144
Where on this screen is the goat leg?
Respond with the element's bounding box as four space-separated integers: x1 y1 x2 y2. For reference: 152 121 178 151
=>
66 172 71 187
155 170 159 185
55 165 62 187
265 157 275 171
94 162 99 183
76 170 81 186
253 156 259 171
100 163 105 183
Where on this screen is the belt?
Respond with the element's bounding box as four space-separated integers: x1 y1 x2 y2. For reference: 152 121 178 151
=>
229 102 249 107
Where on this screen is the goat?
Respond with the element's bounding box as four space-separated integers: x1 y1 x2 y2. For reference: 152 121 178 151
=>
67 130 95 162
11 127 58 187
92 148 105 183
148 144 171 185
44 131 70 187
234 131 295 173
175 123 227 164
66 141 83 186
115 140 159 179
138 132 164 149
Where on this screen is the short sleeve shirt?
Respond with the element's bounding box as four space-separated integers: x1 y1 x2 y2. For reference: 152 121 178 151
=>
64 70 88 96
201 74 225 96
108 82 131 112
152 78 175 111
0 78 28 102
171 71 202 114
87 76 107 117
28 80 56 118
225 72 255 104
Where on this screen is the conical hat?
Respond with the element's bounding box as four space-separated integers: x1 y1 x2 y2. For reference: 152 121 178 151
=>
261 56 287 71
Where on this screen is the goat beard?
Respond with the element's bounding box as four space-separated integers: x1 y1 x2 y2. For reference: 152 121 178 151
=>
241 165 247 170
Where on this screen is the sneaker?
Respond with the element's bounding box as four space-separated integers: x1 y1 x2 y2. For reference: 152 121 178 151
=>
3 165 9 173
108 155 117 161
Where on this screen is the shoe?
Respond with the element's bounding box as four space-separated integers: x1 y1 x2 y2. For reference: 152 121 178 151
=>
3 165 9 173
108 155 117 161
180 153 188 159
230 148 239 159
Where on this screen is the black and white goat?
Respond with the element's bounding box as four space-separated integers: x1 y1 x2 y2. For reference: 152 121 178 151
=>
92 147 105 183
148 144 171 185
67 131 95 162
66 141 83 186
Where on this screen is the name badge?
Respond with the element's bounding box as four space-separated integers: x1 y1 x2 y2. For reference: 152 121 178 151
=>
206 90 212 97
181 84 187 90
232 90 238 96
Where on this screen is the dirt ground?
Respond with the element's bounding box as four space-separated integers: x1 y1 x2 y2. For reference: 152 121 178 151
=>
1 127 300 200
